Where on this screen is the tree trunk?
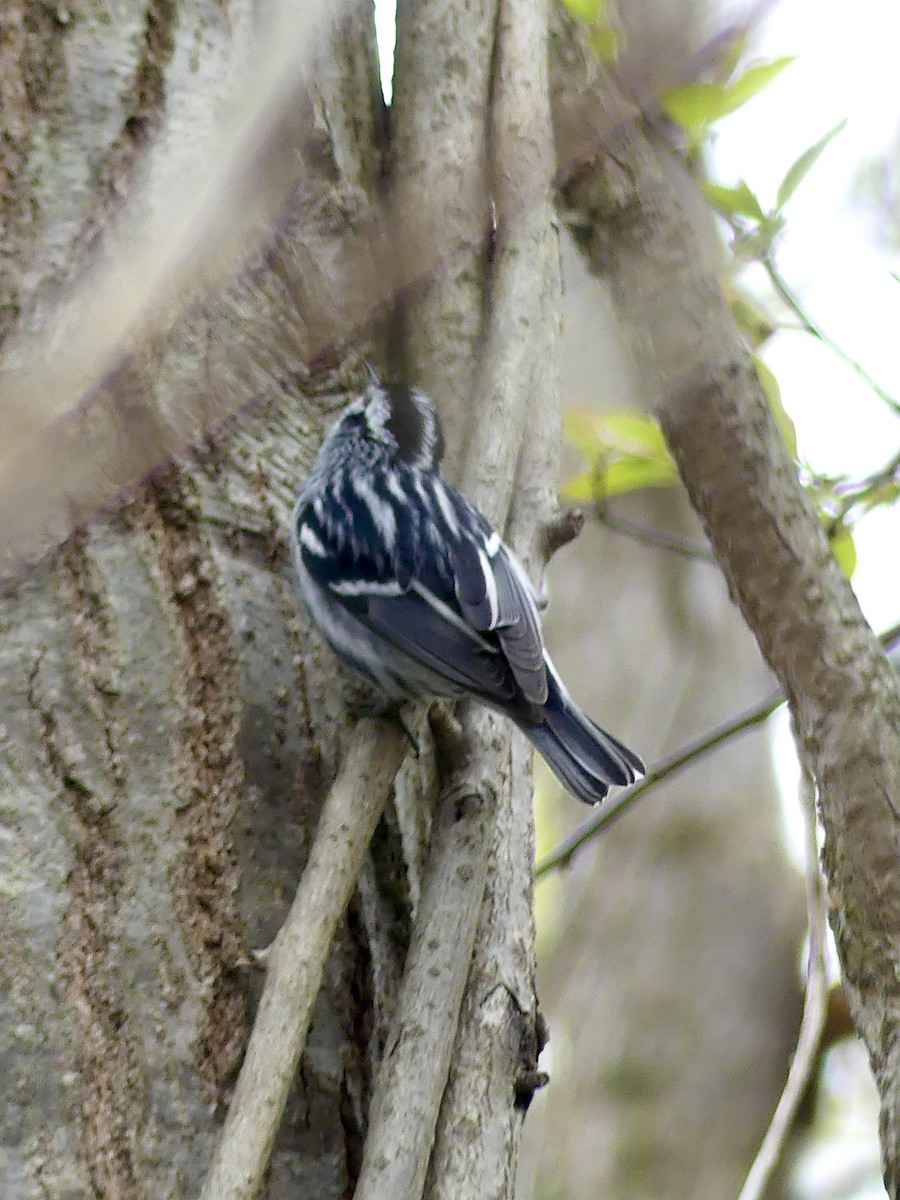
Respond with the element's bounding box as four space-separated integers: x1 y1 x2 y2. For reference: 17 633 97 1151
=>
0 3 394 1196
0 0 559 1196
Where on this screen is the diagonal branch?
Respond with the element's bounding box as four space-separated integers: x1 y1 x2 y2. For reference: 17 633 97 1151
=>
536 686 785 877
552 47 900 1192
197 719 406 1200
356 0 563 1194
536 621 900 880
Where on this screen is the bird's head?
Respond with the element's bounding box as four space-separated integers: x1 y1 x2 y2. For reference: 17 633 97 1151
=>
332 375 446 472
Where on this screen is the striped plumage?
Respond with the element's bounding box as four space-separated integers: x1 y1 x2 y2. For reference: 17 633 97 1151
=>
291 378 644 804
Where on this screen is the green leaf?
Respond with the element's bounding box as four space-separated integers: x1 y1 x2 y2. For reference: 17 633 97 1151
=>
701 179 766 221
730 214 784 263
563 409 605 460
586 25 618 61
720 57 795 112
661 82 727 137
716 29 748 85
776 120 847 210
860 478 900 513
753 355 797 455
662 57 794 139
731 295 775 348
564 409 674 462
561 458 679 501
560 0 603 22
602 457 679 496
560 470 597 503
596 411 673 459
829 524 857 578
562 409 678 500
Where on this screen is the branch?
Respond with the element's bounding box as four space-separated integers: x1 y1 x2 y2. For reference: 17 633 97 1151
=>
198 719 406 1200
827 445 900 529
593 502 717 562
737 763 829 1200
536 687 784 877
425 0 562 1187
542 506 585 560
349 0 560 1188
762 253 900 420
537 618 900 878
354 709 496 1200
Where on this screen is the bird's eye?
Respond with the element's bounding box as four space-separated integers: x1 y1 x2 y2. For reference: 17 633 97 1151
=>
342 411 366 432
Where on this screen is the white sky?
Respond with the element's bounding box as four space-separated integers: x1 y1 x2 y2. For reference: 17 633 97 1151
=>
712 1 900 634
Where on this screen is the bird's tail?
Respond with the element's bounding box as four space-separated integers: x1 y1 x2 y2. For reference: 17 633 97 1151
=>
520 672 644 805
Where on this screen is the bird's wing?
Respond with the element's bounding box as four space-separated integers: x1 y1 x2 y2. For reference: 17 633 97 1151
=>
362 585 518 703
294 489 519 705
448 495 548 705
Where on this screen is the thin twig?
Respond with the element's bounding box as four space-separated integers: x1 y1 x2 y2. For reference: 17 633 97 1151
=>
828 445 900 529
536 619 900 880
763 254 900 419
198 719 406 1200
737 762 829 1200
594 503 717 562
536 688 785 878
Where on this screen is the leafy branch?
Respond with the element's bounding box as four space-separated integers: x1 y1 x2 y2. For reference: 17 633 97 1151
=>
562 99 900 582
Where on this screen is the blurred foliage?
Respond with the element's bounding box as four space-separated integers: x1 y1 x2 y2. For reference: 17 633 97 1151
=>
561 410 677 501
661 53 795 152
563 37 900 585
558 0 619 61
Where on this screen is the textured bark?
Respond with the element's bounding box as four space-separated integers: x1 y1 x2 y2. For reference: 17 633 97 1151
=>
390 0 494 465
0 3 396 1196
359 0 562 1194
1 0 563 1196
548 26 900 1199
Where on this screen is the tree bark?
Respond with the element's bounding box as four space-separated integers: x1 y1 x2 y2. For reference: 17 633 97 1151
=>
0 3 397 1196
1 0 563 1196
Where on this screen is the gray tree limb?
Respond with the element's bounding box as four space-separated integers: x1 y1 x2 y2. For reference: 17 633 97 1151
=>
198 719 406 1200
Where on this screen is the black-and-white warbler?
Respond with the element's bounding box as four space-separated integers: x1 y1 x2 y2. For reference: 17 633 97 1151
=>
291 374 644 804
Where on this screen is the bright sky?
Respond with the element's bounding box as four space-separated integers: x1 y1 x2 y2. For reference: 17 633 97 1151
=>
713 1 900 635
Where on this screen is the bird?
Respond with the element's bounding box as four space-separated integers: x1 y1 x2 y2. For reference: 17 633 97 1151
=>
290 372 644 804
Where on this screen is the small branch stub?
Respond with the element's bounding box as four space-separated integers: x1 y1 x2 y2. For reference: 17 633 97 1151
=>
543 506 585 561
